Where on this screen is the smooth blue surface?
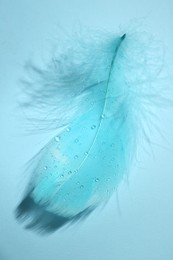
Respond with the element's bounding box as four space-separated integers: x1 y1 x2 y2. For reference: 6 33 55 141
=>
0 0 173 259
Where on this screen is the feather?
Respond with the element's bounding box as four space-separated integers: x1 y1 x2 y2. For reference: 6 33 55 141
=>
16 28 170 234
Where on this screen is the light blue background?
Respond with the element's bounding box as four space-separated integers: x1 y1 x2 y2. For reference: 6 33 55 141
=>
0 0 173 259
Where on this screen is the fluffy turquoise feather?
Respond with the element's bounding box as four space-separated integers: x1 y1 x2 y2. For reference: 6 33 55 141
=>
16 28 167 233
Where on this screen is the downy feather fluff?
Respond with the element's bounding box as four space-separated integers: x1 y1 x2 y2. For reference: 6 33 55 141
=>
16 27 170 233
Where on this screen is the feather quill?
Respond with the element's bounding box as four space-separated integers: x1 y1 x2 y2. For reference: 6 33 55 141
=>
16 28 169 233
